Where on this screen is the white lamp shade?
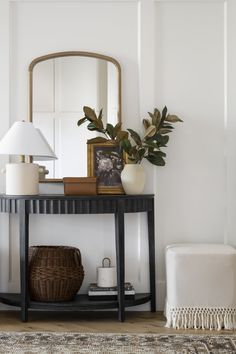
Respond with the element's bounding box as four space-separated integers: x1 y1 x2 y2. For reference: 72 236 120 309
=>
0 121 57 161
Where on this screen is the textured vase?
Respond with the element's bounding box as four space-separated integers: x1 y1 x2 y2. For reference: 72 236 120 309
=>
121 164 146 195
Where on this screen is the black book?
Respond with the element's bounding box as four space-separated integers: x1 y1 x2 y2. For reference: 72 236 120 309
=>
89 282 134 292
89 294 135 301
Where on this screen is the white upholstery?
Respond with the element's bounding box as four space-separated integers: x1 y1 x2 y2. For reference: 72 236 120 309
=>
165 243 236 330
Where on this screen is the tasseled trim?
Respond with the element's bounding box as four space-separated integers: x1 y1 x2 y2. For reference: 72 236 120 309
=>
165 306 236 330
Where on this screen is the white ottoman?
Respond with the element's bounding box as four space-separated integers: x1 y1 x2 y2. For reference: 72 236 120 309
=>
165 244 236 330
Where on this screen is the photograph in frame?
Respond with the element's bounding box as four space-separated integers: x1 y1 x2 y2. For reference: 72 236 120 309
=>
87 141 125 194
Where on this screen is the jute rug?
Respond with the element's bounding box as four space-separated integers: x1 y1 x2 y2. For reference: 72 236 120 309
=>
0 332 236 353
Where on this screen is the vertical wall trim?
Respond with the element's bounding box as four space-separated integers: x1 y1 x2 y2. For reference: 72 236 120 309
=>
0 0 11 291
224 0 228 244
137 0 156 192
137 0 158 304
53 59 56 177
137 0 155 114
0 1 10 139
137 0 142 282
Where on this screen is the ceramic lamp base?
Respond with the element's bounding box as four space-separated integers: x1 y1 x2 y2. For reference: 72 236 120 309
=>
5 163 39 195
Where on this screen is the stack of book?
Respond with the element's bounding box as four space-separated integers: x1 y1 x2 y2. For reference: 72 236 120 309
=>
88 282 135 300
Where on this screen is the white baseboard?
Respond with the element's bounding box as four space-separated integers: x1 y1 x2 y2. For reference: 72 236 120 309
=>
156 280 166 311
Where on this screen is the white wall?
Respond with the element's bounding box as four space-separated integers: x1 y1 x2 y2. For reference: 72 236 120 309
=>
0 0 235 311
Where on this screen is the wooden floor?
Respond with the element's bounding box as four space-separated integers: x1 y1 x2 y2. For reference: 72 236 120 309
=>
0 311 234 335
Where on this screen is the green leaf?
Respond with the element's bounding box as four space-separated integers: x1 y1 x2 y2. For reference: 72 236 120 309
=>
77 117 87 127
143 140 159 149
148 108 161 127
143 118 151 130
87 122 98 131
92 120 104 131
131 150 141 164
156 134 169 144
127 128 142 145
148 112 154 120
138 148 146 161
143 125 156 139
98 108 103 120
106 123 115 139
120 139 132 154
159 128 172 134
116 130 129 142
129 146 138 155
87 137 108 144
165 114 183 123
83 106 97 121
146 154 165 166
154 150 166 157
161 106 168 120
153 108 161 126
154 108 161 118
162 124 174 129
97 117 104 130
114 122 122 135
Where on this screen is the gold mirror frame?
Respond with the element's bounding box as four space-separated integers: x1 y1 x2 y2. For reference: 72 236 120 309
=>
28 51 122 182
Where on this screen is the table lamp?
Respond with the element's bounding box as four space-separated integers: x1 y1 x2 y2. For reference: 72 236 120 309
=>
0 121 57 195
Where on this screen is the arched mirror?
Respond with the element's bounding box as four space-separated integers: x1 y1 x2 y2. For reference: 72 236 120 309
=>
28 51 121 182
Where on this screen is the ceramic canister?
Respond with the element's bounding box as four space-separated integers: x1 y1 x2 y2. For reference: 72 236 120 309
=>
97 258 117 287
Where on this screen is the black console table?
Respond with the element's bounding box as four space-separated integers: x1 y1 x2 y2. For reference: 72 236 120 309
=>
0 194 156 322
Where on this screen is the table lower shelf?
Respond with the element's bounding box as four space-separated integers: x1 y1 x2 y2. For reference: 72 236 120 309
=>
0 293 151 311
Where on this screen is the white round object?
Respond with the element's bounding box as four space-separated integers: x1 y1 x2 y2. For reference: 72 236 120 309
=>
5 163 39 195
97 266 117 288
121 164 146 194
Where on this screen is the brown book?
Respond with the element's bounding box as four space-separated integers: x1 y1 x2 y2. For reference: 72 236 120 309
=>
63 177 97 195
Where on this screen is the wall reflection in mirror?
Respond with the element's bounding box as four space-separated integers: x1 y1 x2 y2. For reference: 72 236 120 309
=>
30 53 121 180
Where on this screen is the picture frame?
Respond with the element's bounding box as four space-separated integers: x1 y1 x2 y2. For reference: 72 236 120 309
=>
87 141 125 194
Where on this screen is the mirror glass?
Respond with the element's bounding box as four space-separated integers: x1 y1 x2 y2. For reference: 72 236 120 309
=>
29 52 121 181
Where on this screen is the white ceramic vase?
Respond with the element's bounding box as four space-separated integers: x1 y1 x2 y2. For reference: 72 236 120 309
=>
121 164 146 195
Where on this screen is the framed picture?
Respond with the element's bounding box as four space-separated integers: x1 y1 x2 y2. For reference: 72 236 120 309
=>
87 141 125 194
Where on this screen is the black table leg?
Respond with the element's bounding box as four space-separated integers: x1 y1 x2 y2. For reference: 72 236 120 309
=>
19 200 29 322
115 200 125 322
148 199 156 312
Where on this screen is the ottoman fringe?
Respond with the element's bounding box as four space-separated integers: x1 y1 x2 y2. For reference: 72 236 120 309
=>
166 307 236 330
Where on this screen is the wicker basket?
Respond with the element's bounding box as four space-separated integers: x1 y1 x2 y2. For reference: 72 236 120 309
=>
29 246 84 302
